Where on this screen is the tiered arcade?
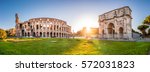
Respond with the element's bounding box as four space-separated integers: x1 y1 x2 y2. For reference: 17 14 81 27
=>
15 14 71 38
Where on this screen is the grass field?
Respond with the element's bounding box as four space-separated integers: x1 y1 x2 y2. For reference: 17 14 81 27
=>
0 38 150 55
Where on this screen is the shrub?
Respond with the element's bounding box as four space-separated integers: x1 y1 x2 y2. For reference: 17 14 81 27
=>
0 29 7 39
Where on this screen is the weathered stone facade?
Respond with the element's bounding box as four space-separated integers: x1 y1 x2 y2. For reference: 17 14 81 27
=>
15 14 71 38
98 6 132 40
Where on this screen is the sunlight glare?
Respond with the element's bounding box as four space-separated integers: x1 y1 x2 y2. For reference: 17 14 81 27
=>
73 14 99 33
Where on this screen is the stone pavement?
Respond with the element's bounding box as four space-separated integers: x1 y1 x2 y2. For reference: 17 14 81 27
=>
136 38 150 42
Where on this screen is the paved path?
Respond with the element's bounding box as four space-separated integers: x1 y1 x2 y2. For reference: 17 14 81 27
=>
98 38 150 42
136 38 150 42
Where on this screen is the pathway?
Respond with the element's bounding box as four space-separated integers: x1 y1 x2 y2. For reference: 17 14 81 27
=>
64 40 99 55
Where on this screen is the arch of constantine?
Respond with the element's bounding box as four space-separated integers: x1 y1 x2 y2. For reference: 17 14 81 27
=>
15 14 71 38
98 6 133 40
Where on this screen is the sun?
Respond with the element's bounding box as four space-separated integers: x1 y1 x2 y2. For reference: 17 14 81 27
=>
73 14 99 33
79 15 98 32
80 16 91 31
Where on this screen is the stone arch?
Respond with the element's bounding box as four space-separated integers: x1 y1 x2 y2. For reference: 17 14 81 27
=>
36 25 39 30
54 25 56 30
107 23 115 38
108 23 115 34
25 32 27 37
22 30 25 36
28 32 30 37
56 33 58 37
119 27 124 39
54 32 56 37
43 32 45 37
50 32 52 37
101 29 104 38
98 6 133 40
33 32 36 37
57 25 59 30
47 32 49 37
40 32 42 37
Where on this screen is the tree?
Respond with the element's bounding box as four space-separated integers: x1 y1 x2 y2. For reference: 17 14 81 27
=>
143 15 150 25
148 28 150 35
138 25 149 36
143 15 150 36
132 29 140 34
76 30 83 36
6 28 16 37
75 27 87 36
0 29 7 39
137 15 150 37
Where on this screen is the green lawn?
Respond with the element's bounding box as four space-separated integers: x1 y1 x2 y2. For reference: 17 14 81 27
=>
0 38 150 55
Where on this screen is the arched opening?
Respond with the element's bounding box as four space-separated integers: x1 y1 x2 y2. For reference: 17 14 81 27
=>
33 32 35 37
36 25 39 30
54 25 56 30
54 32 56 37
40 32 42 37
57 25 59 31
47 32 49 37
43 32 45 37
25 32 27 37
21 30 24 36
119 27 124 39
50 32 52 37
107 23 115 39
102 29 104 38
28 32 30 37
57 33 58 37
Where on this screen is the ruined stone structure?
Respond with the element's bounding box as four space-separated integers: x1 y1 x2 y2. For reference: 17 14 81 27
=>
15 14 71 38
98 6 132 40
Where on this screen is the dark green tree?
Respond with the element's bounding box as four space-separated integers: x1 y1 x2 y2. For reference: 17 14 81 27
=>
148 28 150 35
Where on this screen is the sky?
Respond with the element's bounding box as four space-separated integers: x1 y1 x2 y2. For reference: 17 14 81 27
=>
0 0 150 32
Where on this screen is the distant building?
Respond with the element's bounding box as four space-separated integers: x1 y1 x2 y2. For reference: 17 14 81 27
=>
6 28 16 36
15 13 71 38
89 28 99 38
98 6 133 40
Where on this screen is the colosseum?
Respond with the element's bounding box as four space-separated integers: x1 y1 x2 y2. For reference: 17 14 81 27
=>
15 14 71 38
98 6 133 40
